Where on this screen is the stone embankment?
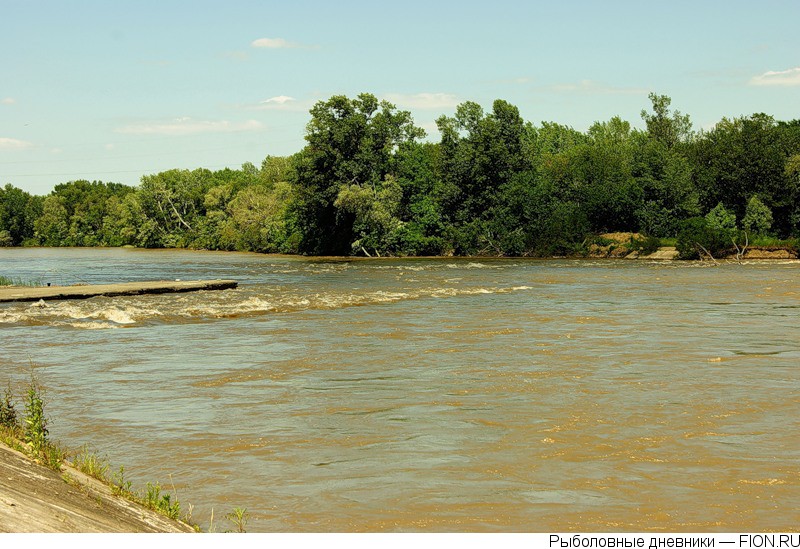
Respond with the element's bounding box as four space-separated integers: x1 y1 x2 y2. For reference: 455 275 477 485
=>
0 441 195 532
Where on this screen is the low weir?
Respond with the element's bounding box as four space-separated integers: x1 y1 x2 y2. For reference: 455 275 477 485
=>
0 279 238 303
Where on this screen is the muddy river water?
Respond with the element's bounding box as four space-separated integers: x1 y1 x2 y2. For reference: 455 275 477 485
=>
1 248 798 531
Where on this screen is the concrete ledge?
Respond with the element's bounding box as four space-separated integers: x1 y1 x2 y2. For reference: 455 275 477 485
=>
0 441 195 533
0 279 238 303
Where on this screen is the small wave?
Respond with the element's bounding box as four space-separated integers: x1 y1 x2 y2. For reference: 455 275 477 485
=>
66 320 123 330
0 300 162 328
0 310 25 324
236 297 275 312
181 296 275 318
89 307 137 325
374 291 410 300
1 283 533 328
373 265 427 272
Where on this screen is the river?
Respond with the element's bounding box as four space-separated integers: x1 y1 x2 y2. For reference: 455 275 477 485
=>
1 247 798 532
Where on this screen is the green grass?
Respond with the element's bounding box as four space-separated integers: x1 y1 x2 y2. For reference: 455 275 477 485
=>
1 372 197 528
226 507 250 533
658 237 678 247
748 235 798 248
144 482 182 520
0 275 42 287
73 446 111 481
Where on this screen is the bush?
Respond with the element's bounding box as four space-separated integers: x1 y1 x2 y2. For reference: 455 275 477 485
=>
676 217 733 259
742 196 773 236
24 376 48 456
0 384 17 429
705 203 737 237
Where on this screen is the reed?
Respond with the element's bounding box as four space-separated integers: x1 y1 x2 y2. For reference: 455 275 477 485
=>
0 275 41 287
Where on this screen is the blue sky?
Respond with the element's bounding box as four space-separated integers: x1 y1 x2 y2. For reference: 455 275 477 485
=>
2 0 798 195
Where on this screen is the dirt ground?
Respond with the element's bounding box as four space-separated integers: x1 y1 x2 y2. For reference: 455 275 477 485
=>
0 441 194 533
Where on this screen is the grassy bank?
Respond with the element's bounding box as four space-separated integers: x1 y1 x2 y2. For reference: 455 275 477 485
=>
1 371 253 532
0 373 206 531
1 374 178 507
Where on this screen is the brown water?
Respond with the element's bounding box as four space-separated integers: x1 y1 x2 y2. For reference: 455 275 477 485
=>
1 248 798 532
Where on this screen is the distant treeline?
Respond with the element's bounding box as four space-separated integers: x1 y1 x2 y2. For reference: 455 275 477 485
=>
2 93 799 258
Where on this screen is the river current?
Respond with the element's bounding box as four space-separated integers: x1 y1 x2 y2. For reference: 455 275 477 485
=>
1 247 798 531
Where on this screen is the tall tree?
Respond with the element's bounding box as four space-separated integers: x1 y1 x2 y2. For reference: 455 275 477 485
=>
0 184 41 245
689 114 796 235
436 99 532 252
294 93 424 254
641 93 693 149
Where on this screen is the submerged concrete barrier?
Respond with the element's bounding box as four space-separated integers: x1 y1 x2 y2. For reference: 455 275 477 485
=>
0 279 238 303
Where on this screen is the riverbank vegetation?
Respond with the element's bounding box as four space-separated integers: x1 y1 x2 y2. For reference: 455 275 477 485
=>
1 373 256 532
0 276 42 287
2 93 799 258
0 373 196 527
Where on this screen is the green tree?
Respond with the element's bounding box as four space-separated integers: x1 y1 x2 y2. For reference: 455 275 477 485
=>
136 169 215 247
705 202 737 236
260 155 296 187
34 196 69 246
436 100 530 220
741 196 773 236
225 183 296 253
33 180 134 246
785 154 800 235
641 93 693 149
294 93 425 254
689 114 795 235
99 195 137 247
676 214 734 260
435 99 532 253
577 117 642 233
631 130 699 236
334 175 403 255
0 184 40 245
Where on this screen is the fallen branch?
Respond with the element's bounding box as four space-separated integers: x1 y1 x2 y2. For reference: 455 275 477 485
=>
694 242 719 265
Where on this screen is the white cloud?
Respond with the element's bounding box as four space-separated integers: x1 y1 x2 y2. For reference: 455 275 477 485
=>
549 80 648 95
383 93 461 110
749 67 800 87
1 97 15 105
0 137 32 149
115 118 264 136
261 95 296 105
243 95 311 112
251 37 297 49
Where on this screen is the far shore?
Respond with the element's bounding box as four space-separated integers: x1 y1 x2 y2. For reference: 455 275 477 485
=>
1 234 798 263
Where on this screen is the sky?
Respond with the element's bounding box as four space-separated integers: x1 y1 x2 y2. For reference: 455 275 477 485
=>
1 0 798 195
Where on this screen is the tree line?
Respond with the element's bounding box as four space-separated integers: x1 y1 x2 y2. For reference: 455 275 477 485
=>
2 93 799 258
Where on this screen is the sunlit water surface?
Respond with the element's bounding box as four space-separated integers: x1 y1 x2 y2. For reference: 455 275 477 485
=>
1 248 798 531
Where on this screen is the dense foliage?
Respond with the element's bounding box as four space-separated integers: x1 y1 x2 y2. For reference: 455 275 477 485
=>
2 93 799 257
